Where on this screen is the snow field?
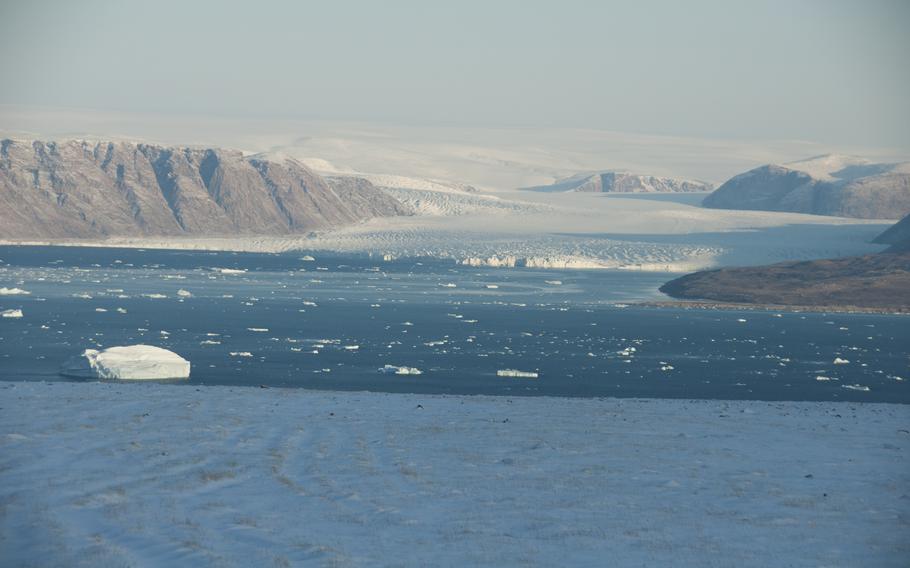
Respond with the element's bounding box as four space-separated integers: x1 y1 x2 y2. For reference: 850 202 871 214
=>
1 381 907 567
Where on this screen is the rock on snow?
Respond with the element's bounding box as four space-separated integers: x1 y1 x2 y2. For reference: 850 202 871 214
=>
60 345 190 380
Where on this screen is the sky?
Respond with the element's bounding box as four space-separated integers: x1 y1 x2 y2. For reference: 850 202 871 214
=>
0 0 908 150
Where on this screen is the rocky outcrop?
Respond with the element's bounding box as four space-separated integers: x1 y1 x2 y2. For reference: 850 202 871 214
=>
524 171 713 193
0 139 408 239
873 213 910 252
659 251 910 310
702 155 910 219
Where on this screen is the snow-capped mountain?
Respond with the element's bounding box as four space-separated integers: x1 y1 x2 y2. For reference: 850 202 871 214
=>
702 154 910 219
523 171 714 193
0 139 408 239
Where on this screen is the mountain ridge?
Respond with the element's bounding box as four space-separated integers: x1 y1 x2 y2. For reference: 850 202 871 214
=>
702 154 910 219
0 139 408 239
522 170 713 193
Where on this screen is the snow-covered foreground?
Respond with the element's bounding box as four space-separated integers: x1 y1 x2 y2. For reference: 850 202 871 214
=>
2 382 907 567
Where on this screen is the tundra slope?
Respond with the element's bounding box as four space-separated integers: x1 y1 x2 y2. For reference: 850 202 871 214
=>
0 139 407 239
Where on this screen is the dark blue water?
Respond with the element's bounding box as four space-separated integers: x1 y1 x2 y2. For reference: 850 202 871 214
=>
1 246 907 402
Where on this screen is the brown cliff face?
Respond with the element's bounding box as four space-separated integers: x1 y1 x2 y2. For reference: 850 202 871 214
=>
0 139 408 239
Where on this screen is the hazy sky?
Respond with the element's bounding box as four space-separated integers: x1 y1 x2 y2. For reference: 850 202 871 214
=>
1 0 908 149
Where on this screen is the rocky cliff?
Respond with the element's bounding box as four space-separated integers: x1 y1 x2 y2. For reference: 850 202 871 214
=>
0 139 408 239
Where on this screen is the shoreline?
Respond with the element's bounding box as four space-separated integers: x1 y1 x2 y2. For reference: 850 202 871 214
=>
638 299 910 315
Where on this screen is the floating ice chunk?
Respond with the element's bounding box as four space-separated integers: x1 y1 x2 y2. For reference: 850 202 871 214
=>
379 364 423 375
485 284 499 289
737 318 747 323
440 283 457 288
617 347 637 357
842 384 870 392
73 293 92 299
94 308 107 312
177 289 192 297
0 287 30 295
660 365 675 371
343 345 359 351
230 352 253 357
60 345 190 380
544 280 562 286
497 369 538 378
300 255 316 261
833 357 850 365
212 267 247 274
143 293 167 299
200 340 221 345
302 301 318 307
248 328 269 332
116 308 127 314
815 375 836 381
1 308 23 318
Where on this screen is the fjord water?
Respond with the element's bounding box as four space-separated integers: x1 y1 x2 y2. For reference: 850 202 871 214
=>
0 246 907 403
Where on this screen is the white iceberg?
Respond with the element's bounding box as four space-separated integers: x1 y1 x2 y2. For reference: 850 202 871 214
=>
378 364 423 375
0 287 30 295
497 369 539 379
833 357 850 365
60 345 190 380
1 308 24 318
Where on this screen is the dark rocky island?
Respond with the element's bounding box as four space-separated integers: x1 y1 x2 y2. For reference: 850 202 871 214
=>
658 214 910 311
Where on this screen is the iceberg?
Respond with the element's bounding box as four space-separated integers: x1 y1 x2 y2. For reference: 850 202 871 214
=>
0 287 30 295
497 369 539 378
60 345 190 380
379 365 423 375
1 308 24 318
